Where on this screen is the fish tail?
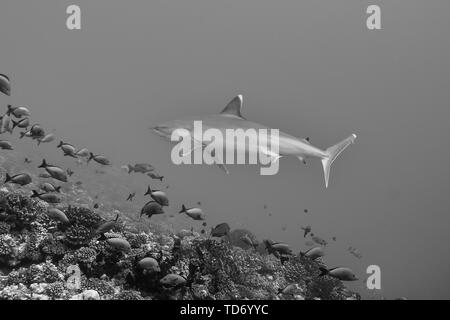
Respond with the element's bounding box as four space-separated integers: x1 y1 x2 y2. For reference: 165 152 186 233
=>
179 204 186 214
19 131 25 139
159 176 164 182
318 267 329 277
38 159 47 168
321 134 357 188
144 186 152 196
4 173 11 183
127 165 134 174
87 152 94 163
6 105 12 116
31 190 40 198
57 141 64 148
55 186 61 193
11 119 18 129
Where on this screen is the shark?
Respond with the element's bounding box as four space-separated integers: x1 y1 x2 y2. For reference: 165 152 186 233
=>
151 95 357 188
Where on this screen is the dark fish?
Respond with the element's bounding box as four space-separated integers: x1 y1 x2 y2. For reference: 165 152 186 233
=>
106 238 131 252
93 203 99 209
57 141 77 157
88 153 110 165
144 186 169 206
46 208 69 224
38 159 68 182
127 163 154 174
210 223 230 237
299 247 325 260
96 214 119 234
31 190 61 204
5 173 32 186
0 74 11 96
138 257 160 273
24 157 32 164
319 267 358 281
0 140 13 150
304 209 308 213
200 229 205 234
202 222 207 227
66 168 74 177
332 236 337 241
140 200 164 218
160 274 187 288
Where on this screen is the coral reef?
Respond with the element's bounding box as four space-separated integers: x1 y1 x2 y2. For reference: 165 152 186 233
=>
0 189 359 300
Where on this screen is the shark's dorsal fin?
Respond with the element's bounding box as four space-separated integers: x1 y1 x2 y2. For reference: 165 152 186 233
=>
220 95 245 119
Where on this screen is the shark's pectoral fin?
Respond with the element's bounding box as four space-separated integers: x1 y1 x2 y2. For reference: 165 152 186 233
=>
260 147 282 163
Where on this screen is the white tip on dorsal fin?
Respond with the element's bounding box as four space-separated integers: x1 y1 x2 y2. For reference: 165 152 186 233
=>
220 95 245 119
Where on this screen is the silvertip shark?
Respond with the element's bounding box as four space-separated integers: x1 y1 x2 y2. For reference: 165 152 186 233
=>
152 95 357 188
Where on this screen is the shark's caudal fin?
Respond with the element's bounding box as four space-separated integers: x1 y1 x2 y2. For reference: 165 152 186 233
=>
321 134 357 188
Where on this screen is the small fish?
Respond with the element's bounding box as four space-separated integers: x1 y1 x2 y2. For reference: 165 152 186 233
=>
29 124 45 139
24 158 32 164
126 192 136 201
278 283 300 296
210 223 230 238
304 209 308 214
38 159 68 182
40 182 61 193
88 153 111 165
46 208 69 224
11 118 30 130
144 186 169 206
241 234 258 249
140 200 164 218
0 140 13 150
5 173 32 186
57 141 77 157
138 257 160 273
299 247 325 260
127 163 154 174
31 190 61 204
39 172 52 179
160 274 187 288
332 236 337 241
301 225 312 238
1 114 12 134
318 267 358 281
66 168 74 177
7 105 30 118
96 214 119 234
93 203 99 209
147 172 164 181
106 238 131 253
75 148 89 157
348 246 363 259
265 241 293 256
311 235 328 247
0 74 11 96
202 222 207 227
179 204 205 221
37 133 55 145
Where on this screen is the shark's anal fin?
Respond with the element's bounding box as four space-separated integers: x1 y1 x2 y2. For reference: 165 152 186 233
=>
220 95 245 119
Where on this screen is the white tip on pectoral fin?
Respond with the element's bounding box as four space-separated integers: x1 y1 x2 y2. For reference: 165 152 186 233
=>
322 134 357 188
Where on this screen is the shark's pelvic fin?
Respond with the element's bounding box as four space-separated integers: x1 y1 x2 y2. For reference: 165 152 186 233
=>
220 95 245 119
321 134 357 188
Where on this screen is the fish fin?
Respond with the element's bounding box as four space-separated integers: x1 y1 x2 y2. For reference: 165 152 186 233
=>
38 159 47 168
19 131 26 139
220 95 245 119
179 204 186 214
321 134 357 188
4 173 11 183
318 267 329 277
144 186 151 196
98 233 107 241
87 152 94 163
31 190 40 198
127 165 134 173
6 105 13 115
55 186 61 193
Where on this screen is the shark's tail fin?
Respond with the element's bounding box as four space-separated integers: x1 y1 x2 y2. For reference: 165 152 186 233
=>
321 134 357 188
